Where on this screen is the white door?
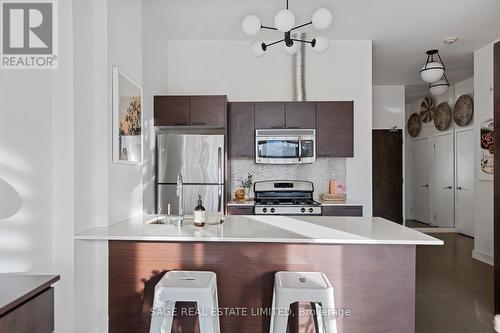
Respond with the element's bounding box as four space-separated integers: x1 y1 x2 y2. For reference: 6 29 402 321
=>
411 139 430 224
456 130 475 236
434 133 455 227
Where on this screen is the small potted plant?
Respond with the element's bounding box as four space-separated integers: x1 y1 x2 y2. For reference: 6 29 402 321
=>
241 173 253 200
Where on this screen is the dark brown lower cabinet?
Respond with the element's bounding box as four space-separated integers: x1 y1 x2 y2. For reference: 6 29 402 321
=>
0 288 54 333
227 205 254 215
322 205 363 217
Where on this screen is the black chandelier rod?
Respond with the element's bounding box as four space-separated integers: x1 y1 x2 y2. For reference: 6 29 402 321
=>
291 21 312 31
261 25 278 31
423 49 446 71
436 52 446 70
292 38 314 45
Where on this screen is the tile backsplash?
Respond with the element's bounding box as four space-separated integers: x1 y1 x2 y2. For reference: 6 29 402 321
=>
230 158 346 199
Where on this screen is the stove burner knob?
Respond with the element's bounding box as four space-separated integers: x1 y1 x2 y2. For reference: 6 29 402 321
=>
300 208 306 213
308 208 314 213
270 208 275 213
262 208 267 213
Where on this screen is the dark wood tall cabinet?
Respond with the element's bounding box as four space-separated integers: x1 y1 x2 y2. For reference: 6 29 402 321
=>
228 102 255 158
316 101 354 157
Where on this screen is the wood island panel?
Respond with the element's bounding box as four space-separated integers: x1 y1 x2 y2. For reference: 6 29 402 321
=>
109 241 416 333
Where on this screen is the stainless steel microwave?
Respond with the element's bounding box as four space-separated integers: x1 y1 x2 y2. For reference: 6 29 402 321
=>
255 129 316 164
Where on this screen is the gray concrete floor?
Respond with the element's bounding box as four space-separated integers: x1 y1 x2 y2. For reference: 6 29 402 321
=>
416 233 494 333
406 219 437 228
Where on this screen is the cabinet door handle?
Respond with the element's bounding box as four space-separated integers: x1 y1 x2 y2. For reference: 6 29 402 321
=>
457 186 463 190
421 184 429 188
287 126 300 129
192 122 207 126
442 186 452 189
174 122 188 126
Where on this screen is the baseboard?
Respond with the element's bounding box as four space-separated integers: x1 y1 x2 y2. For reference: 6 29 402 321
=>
472 249 494 266
414 227 457 233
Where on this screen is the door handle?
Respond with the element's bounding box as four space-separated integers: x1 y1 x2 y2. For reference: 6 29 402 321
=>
218 147 223 184
442 186 452 189
217 185 222 212
457 186 463 190
421 184 429 188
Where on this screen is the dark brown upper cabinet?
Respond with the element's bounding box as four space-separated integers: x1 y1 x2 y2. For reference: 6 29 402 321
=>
154 95 227 127
228 102 255 158
254 102 286 129
316 101 354 157
154 96 190 126
285 102 316 129
190 96 226 126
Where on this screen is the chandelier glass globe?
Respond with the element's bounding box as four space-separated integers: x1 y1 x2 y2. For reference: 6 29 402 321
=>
250 41 265 57
312 8 332 30
242 15 261 36
274 9 296 32
420 62 445 83
312 36 329 53
283 41 298 55
429 78 450 96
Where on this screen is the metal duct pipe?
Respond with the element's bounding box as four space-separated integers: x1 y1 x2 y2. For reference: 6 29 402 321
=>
291 31 307 101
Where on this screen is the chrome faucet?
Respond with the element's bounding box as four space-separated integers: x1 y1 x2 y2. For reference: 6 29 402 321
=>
176 173 184 225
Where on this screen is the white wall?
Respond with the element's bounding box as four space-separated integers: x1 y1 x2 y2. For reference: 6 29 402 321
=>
372 85 405 129
72 0 143 332
473 43 494 265
0 1 75 332
160 40 373 215
0 73 54 273
108 0 143 224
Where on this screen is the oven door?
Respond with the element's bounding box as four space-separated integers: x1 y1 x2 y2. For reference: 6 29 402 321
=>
255 137 301 164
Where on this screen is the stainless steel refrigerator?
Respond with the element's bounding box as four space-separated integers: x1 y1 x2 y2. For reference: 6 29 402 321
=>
156 133 225 215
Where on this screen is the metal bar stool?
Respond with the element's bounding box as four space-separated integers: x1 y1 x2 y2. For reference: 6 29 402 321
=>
270 271 337 333
150 271 220 333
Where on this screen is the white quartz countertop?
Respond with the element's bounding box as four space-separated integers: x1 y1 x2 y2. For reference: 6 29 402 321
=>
74 215 443 245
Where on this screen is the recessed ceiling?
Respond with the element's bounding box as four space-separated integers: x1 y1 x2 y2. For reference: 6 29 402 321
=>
146 0 500 87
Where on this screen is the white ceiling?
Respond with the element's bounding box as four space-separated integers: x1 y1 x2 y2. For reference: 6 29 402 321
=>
149 0 500 89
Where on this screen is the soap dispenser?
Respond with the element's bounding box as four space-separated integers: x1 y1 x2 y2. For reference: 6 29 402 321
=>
194 195 206 227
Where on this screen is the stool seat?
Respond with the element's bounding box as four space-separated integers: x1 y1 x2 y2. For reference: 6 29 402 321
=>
150 270 220 333
270 271 337 333
156 270 215 290
276 271 330 290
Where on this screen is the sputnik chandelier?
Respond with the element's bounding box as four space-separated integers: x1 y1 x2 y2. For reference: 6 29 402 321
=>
241 0 333 57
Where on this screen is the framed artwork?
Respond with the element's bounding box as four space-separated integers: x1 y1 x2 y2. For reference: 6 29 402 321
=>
479 118 494 181
112 67 143 164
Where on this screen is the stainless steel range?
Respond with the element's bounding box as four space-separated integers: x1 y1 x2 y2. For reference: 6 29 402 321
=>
254 180 322 215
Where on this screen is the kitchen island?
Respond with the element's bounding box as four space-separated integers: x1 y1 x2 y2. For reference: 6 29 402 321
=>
76 215 442 333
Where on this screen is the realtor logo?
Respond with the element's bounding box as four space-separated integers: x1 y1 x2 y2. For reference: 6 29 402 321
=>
1 0 58 69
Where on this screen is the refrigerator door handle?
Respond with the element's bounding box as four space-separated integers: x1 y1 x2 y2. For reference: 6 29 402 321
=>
217 185 222 212
217 147 223 212
218 147 223 184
